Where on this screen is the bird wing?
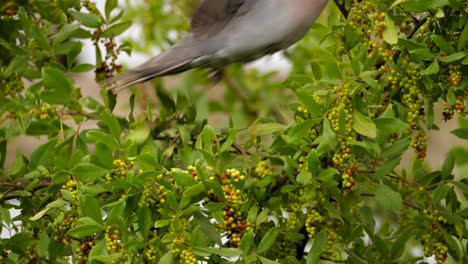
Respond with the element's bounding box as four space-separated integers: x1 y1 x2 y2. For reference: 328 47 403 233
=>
190 0 254 39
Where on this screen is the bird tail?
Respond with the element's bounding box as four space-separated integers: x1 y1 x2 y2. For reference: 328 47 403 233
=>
102 46 196 92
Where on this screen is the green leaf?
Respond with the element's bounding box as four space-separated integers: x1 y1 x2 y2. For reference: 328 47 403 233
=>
79 195 103 224
297 170 312 185
316 119 337 155
431 35 456 54
157 252 174 264
240 230 254 256
353 110 377 138
70 63 95 73
73 164 107 182
106 201 126 225
101 110 121 140
137 206 152 240
101 21 131 38
31 24 50 50
401 0 449 12
410 48 434 61
281 185 299 193
390 228 414 258
250 122 287 137
171 170 197 187
196 125 216 154
451 128 468 139
4 55 28 77
306 231 328 264
183 183 206 198
52 24 80 45
439 52 466 63
86 130 120 150
69 11 102 28
375 156 401 179
41 67 72 105
220 128 237 153
105 0 118 19
383 15 398 44
68 217 104 238
30 208 50 221
154 219 170 228
286 119 321 144
257 227 278 254
441 151 455 179
375 185 402 211
459 21 468 52
296 90 324 117
381 138 410 159
421 60 440 75
258 256 278 264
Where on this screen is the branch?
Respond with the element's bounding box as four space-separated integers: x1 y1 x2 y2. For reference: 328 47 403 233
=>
360 192 422 211
272 174 289 193
334 0 349 19
333 0 349 19
0 180 51 202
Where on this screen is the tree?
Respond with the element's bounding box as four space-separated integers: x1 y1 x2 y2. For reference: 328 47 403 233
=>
0 0 467 263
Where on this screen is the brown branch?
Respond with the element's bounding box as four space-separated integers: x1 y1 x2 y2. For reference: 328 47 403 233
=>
333 0 349 19
231 143 251 156
0 179 51 202
272 174 289 193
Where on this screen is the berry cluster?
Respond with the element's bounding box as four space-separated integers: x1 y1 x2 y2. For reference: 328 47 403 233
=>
305 209 323 238
220 169 245 203
0 74 24 97
254 160 272 178
328 84 358 189
180 248 197 264
305 208 341 261
397 67 428 159
93 28 123 81
322 219 340 261
217 205 250 247
105 224 127 262
447 64 462 87
142 229 159 262
1 0 18 18
286 190 304 230
52 213 77 244
105 224 122 252
348 1 374 42
204 168 250 247
419 16 439 33
410 130 428 159
138 181 166 208
443 94 467 121
275 239 298 263
454 96 466 115
31 103 57 120
421 210 449 263
106 159 135 182
61 179 78 201
74 240 95 264
25 246 40 263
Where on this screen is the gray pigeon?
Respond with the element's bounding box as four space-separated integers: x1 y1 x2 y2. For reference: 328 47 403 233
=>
104 0 329 89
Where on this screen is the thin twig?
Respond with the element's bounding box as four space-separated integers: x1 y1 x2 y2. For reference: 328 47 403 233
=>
0 180 51 202
333 0 349 19
272 174 289 193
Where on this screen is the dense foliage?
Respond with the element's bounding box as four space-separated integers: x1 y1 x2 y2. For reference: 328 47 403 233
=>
1 0 468 263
